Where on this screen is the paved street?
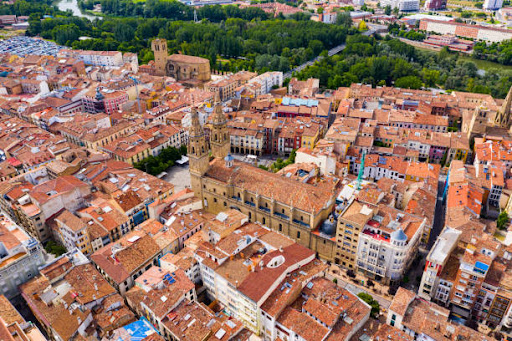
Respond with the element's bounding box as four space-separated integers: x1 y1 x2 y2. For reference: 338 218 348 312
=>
427 175 447 250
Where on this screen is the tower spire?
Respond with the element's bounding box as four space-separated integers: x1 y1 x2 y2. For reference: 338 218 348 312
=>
209 93 230 159
496 85 512 128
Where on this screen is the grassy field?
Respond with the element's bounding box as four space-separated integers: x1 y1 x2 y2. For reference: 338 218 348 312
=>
402 41 512 71
0 29 25 40
458 55 512 71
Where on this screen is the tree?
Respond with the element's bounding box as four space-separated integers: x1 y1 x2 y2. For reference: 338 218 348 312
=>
497 211 510 230
317 7 323 14
336 12 352 28
357 292 380 318
395 75 422 89
384 5 391 15
422 68 440 87
45 240 67 256
358 20 368 31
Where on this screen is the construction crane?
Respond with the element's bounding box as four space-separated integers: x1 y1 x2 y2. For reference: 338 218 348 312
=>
128 76 142 114
356 150 366 190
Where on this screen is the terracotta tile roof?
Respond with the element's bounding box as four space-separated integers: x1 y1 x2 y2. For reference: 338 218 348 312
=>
0 295 24 326
237 243 315 304
56 209 86 232
90 231 162 284
389 287 416 316
204 159 338 215
277 307 329 341
30 175 89 205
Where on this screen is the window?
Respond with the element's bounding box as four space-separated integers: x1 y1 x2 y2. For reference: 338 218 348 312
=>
279 224 282 232
297 231 301 239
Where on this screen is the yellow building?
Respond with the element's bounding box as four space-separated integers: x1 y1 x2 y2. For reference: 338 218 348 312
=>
335 200 374 269
187 105 340 261
102 134 151 165
55 210 93 256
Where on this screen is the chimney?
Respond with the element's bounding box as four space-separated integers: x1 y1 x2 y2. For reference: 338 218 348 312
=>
77 316 82 325
181 219 185 226
94 283 98 291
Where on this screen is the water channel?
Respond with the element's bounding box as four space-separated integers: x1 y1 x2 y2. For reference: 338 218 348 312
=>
56 0 102 21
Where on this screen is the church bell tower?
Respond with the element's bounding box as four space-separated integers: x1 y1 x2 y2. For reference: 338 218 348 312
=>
151 39 168 77
496 85 512 129
188 106 209 197
210 94 230 159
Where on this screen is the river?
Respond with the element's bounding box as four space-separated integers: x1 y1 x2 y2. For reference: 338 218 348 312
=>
56 0 102 21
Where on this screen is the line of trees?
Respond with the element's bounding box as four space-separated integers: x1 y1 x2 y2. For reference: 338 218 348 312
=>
134 145 187 176
295 35 512 98
27 10 352 73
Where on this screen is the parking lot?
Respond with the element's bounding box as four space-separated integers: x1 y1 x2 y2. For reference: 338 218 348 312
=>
0 36 64 57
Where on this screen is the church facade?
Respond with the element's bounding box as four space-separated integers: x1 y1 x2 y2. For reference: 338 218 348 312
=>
151 39 211 82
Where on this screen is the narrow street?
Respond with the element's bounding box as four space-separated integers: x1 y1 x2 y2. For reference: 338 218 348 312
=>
427 174 447 250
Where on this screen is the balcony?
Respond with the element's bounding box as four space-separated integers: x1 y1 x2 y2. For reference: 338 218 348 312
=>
259 206 270 213
245 201 255 207
232 196 241 202
293 219 309 228
274 212 289 220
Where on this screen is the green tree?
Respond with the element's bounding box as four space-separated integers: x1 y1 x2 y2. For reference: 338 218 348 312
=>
384 5 391 15
53 24 80 45
498 211 510 230
395 75 422 89
336 12 352 27
357 292 380 318
358 20 368 31
422 68 440 87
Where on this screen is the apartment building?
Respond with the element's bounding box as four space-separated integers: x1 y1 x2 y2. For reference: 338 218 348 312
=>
387 287 495 340
21 251 135 340
125 267 196 335
90 230 164 295
55 209 92 255
0 213 44 299
356 206 425 285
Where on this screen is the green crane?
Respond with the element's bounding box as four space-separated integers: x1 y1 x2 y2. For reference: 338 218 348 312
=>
357 150 366 190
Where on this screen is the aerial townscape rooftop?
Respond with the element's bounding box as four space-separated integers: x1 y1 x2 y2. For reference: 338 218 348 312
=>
1 0 512 339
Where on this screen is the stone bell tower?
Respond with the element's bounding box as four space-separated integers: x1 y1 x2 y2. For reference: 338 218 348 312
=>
151 39 168 76
210 93 230 159
188 106 209 197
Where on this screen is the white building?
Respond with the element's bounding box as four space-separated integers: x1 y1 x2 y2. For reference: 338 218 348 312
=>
380 0 420 11
418 227 461 302
247 71 283 95
195 220 317 334
484 0 503 10
356 208 425 285
0 212 45 299
295 147 337 175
